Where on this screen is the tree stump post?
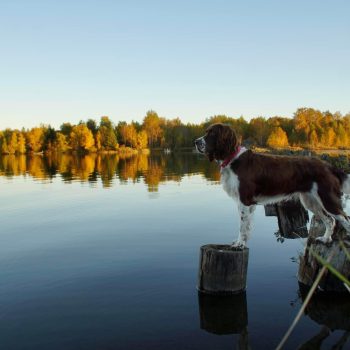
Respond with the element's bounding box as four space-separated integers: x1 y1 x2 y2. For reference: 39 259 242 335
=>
298 216 350 293
198 244 249 295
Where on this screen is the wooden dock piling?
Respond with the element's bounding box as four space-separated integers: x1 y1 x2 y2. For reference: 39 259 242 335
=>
197 244 249 295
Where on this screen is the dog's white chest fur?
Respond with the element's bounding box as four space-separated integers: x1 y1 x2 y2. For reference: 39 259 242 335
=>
220 167 240 199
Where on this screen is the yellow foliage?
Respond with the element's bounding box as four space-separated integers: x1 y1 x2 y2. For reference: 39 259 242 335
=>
267 127 289 148
70 124 95 151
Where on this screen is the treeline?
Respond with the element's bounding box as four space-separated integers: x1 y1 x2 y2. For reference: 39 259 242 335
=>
1 108 350 154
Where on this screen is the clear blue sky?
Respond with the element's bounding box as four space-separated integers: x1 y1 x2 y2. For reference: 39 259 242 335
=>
1 0 349 129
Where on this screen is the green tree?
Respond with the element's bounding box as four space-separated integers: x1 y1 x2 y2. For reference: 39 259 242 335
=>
99 117 118 150
60 123 73 136
43 125 56 152
249 117 271 146
86 119 98 135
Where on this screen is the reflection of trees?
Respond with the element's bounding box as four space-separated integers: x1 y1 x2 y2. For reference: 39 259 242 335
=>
27 156 47 179
97 154 118 187
0 155 27 177
144 156 164 192
118 154 145 183
0 152 220 191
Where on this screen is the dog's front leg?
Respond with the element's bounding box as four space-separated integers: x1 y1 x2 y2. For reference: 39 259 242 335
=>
232 202 256 248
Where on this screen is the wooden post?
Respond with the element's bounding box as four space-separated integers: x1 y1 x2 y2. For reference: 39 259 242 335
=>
298 216 350 293
264 200 309 239
275 200 309 238
198 244 249 295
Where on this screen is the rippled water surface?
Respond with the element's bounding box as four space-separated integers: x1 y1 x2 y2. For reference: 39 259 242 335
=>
0 152 349 349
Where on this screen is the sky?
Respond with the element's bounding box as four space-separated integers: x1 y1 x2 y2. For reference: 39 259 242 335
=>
0 0 349 129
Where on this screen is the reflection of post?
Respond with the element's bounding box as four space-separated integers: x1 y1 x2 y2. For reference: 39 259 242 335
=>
265 200 309 239
298 216 350 292
297 283 350 349
198 244 249 295
198 292 250 349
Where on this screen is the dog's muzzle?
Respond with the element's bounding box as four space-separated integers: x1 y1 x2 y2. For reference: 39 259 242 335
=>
195 137 206 153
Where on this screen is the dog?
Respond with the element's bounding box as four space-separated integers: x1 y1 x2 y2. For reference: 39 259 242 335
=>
195 123 350 248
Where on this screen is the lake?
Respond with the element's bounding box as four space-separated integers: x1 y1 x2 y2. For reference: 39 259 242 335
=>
0 152 349 349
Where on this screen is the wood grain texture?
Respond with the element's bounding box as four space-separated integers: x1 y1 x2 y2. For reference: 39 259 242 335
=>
198 244 249 295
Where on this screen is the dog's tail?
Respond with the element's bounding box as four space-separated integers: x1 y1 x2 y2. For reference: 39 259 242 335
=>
331 166 350 194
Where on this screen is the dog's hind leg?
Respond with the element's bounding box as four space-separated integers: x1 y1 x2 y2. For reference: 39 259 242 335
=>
315 182 350 237
232 202 256 248
300 192 335 243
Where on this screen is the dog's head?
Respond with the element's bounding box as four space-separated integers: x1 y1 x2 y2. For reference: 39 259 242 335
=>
195 123 238 162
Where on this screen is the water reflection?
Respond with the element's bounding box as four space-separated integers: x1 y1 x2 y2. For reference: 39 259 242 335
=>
0 152 220 190
263 201 350 348
198 292 250 349
297 284 350 349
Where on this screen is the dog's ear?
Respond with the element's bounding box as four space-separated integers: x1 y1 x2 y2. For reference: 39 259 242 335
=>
214 124 238 160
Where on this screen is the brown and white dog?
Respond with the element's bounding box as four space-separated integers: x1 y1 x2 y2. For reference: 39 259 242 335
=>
195 123 350 248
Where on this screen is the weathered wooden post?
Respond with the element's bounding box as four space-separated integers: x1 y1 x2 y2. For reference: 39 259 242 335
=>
264 200 309 239
198 244 249 295
298 216 350 293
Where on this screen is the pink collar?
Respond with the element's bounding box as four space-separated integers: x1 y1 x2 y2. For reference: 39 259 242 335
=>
220 146 242 168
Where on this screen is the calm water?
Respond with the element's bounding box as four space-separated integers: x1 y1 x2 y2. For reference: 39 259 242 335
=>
0 152 349 350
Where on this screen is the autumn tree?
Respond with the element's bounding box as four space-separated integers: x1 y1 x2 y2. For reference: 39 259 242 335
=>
0 131 9 154
54 132 69 152
136 130 148 149
70 124 95 152
118 123 138 148
142 110 164 148
26 127 44 153
309 130 319 147
7 131 18 154
16 132 26 154
266 127 289 148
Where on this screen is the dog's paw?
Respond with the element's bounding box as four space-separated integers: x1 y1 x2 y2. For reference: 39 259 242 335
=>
316 236 332 244
231 241 247 249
